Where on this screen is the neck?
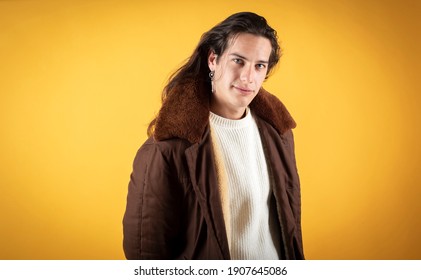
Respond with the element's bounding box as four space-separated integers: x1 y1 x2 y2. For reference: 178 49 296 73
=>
210 103 247 120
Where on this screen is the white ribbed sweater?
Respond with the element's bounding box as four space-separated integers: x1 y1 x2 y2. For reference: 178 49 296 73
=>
209 109 280 260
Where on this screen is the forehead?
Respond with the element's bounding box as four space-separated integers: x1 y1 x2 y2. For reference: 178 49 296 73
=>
225 33 272 60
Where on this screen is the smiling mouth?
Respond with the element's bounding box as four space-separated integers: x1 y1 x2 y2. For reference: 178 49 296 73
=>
233 86 255 93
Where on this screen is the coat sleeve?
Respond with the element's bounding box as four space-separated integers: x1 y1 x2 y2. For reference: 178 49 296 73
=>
284 130 305 259
122 142 183 259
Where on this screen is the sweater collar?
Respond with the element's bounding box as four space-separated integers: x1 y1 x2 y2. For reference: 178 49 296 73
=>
153 79 296 144
209 107 252 129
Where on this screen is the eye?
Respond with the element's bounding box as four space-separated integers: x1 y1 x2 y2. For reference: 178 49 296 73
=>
233 58 244 65
256 64 267 70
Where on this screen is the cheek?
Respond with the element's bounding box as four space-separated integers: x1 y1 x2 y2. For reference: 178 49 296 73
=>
215 65 228 81
255 73 267 85
217 71 234 85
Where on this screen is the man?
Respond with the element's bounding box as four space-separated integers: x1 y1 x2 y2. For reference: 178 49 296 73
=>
123 12 304 260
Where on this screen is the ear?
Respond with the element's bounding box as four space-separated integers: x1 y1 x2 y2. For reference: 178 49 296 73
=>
208 50 218 71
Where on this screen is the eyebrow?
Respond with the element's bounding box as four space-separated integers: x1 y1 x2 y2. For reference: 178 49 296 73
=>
229 53 269 64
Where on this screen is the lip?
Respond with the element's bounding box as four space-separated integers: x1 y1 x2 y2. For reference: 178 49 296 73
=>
233 86 255 94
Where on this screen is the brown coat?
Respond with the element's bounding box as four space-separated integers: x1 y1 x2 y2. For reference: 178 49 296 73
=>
123 80 304 259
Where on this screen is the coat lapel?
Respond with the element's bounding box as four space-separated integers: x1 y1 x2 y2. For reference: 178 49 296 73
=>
184 130 231 260
255 117 303 259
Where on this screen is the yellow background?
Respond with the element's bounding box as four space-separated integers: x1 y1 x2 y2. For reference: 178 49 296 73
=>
1 0 420 259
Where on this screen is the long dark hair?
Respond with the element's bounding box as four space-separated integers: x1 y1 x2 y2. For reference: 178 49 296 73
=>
148 12 281 136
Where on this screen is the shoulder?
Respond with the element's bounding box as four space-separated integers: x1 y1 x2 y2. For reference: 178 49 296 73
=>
250 88 297 136
132 136 197 173
136 136 192 159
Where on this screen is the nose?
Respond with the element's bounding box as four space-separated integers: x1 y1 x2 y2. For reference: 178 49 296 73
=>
240 65 254 83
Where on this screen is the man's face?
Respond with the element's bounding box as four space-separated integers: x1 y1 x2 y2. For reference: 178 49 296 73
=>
208 33 272 119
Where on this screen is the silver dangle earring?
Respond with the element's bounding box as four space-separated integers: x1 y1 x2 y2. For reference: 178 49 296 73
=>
209 71 215 93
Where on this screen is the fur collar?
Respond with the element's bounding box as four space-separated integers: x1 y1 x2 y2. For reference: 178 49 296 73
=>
153 79 296 144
